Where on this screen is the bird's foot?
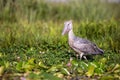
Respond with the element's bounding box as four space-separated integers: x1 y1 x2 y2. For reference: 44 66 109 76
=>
76 54 79 60
83 56 88 61
80 53 84 60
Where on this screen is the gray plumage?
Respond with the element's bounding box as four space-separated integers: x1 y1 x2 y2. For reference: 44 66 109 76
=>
62 20 104 60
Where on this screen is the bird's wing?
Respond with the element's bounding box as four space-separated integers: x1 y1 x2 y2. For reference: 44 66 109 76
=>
72 40 101 55
75 37 92 44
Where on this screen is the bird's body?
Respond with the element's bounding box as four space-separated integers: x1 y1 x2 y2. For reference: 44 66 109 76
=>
62 20 104 60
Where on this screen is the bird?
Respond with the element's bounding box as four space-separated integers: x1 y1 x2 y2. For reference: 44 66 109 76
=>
62 20 104 60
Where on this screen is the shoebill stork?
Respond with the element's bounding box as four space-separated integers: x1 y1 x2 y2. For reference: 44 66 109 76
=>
62 20 104 60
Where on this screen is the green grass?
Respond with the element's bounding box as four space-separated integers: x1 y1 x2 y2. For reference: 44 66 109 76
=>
0 0 120 80
0 0 120 22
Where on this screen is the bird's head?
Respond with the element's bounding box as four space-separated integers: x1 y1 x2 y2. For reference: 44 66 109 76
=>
62 20 73 35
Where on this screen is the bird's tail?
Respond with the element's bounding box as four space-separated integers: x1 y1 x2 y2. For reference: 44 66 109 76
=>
97 48 104 54
92 47 104 55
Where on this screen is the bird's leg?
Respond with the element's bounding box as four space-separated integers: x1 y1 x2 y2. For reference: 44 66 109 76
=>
76 54 79 60
83 56 88 61
80 53 84 60
70 57 73 62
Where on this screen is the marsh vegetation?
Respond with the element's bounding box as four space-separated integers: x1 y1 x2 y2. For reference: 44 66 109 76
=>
0 0 120 80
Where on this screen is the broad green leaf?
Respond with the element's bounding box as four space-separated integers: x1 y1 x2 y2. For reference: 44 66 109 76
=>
54 72 64 78
107 63 115 72
86 63 97 77
41 72 62 80
80 61 88 70
0 52 2 57
23 63 33 71
111 64 120 72
114 69 120 73
16 62 23 72
71 60 78 67
47 64 63 72
100 75 114 80
99 58 107 64
90 62 97 68
0 66 4 76
114 74 120 79
28 58 35 64
4 61 10 69
38 61 48 69
95 68 104 74
54 64 63 69
27 72 40 80
61 68 70 75
47 66 58 72
77 67 84 74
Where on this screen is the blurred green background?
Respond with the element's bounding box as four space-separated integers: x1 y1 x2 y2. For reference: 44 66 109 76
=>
0 0 120 22
0 0 120 80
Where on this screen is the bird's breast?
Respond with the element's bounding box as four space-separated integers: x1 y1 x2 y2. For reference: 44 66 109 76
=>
68 39 74 48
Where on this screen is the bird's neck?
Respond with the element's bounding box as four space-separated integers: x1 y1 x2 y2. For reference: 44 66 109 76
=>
68 29 75 41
